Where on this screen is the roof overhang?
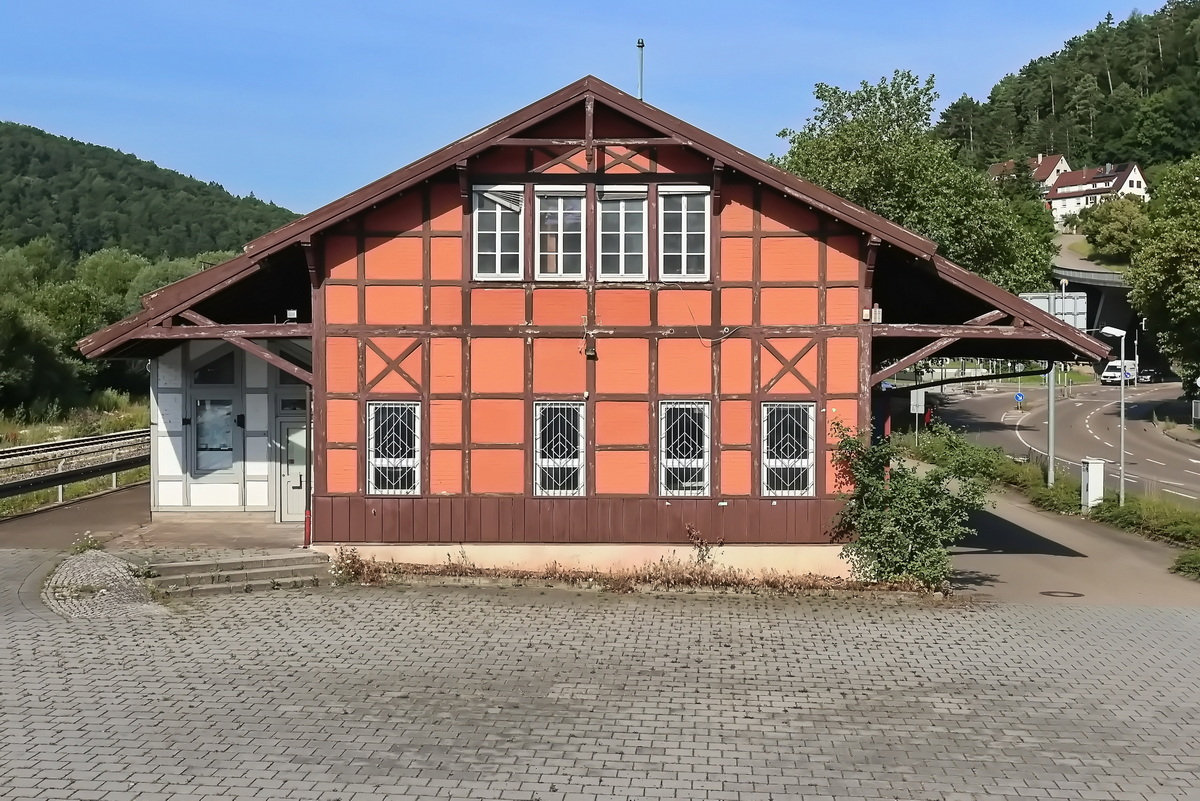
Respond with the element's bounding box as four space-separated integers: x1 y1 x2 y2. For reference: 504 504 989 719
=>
78 74 1108 370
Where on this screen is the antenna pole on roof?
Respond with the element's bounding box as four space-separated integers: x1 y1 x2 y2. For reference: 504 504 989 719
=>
637 38 645 100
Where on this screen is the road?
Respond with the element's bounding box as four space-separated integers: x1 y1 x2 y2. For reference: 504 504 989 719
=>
939 382 1200 500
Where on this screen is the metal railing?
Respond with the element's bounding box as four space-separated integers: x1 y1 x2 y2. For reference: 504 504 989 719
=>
0 429 150 501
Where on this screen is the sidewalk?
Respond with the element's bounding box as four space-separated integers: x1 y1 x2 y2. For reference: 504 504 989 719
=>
953 490 1200 605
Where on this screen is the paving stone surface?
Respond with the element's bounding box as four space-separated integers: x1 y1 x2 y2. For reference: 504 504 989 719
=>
40 550 168 620
2 575 1199 800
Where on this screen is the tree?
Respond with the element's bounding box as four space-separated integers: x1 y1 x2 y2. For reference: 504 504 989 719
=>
1126 156 1200 387
935 3 1200 172
123 251 235 311
0 299 83 413
774 71 1057 293
830 422 993 588
75 248 151 301
1079 195 1149 262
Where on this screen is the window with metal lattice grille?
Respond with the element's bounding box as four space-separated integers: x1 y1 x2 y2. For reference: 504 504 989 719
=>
761 402 816 496
534 402 585 496
659 401 710 496
366 401 421 495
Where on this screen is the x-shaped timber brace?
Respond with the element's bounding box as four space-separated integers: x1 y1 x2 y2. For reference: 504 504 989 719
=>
143 310 315 385
868 309 1014 386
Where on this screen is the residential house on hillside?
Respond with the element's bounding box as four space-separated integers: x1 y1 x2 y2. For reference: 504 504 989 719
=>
987 153 1071 193
1046 162 1148 227
78 76 1108 575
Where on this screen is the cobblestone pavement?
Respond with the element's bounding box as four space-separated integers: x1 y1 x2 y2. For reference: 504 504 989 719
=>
40 551 167 620
2 581 1200 801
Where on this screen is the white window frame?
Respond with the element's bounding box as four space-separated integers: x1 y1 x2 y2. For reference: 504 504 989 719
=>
366 401 421 496
472 184 524 281
597 185 649 282
658 400 711 496
658 186 711 282
533 185 586 282
533 401 586 496
760 402 817 497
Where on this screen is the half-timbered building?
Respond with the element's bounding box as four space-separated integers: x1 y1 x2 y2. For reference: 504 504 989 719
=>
80 76 1108 574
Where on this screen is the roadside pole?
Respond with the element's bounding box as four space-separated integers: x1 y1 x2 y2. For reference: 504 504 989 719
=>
1047 361 1056 487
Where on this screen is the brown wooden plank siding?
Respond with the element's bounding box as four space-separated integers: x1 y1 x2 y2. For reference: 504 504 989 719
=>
311 496 842 544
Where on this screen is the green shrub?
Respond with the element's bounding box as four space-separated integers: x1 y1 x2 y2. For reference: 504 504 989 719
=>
1171 550 1200 580
1027 478 1083 514
832 422 994 588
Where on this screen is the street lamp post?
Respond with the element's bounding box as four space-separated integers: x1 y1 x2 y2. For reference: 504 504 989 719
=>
1099 325 1128 506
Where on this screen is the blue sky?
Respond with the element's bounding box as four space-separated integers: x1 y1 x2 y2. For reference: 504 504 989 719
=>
1 1 1139 213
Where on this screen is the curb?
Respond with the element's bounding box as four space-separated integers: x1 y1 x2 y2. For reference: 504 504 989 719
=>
18 554 65 622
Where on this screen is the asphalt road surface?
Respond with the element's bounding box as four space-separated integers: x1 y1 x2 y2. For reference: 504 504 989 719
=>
939 382 1200 501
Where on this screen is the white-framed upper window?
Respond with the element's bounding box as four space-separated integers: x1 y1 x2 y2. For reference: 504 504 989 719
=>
761 402 816 497
535 187 585 280
534 401 585 496
366 401 421 495
659 186 710 281
598 186 647 281
473 185 524 280
659 400 710 496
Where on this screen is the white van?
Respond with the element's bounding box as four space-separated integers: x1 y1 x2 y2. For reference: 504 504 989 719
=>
1099 360 1137 385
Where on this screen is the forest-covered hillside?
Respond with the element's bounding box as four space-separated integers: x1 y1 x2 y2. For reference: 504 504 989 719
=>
937 0 1200 173
0 121 300 416
0 121 297 257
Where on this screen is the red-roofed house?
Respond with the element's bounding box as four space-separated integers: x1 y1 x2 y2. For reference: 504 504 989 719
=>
987 153 1071 192
1047 162 1149 226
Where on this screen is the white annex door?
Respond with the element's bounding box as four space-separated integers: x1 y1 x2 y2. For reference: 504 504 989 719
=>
278 422 309 522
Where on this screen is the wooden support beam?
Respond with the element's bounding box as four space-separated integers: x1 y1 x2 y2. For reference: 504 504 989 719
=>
865 236 881 290
300 236 322 289
870 337 958 386
963 309 1006 326
456 160 469 200
177 311 313 384
584 96 595 169
498 137 683 147
712 160 724 206
143 323 313 340
871 324 1054 340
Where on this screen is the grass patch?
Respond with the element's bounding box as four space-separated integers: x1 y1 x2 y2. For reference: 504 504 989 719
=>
0 466 150 519
1066 238 1129 269
1172 550 1200 580
1067 239 1094 259
0 391 149 447
1089 494 1200 548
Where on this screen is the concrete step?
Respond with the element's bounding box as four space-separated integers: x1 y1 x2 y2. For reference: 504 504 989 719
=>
149 563 327 589
159 575 321 598
151 553 327 579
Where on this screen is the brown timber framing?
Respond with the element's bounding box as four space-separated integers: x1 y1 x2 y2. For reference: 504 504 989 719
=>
871 324 1057 340
869 337 959 386
80 75 1108 366
175 311 314 385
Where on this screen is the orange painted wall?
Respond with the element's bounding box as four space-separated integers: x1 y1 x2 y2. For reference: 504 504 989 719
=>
317 173 869 508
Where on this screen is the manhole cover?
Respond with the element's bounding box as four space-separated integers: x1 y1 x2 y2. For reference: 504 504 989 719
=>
1039 591 1085 598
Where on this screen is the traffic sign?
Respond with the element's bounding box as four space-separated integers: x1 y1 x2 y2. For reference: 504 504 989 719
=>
1014 392 1025 403
909 389 926 414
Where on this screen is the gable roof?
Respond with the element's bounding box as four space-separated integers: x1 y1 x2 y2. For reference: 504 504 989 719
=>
242 75 938 265
987 154 1066 183
1030 154 1066 183
78 74 1108 363
1047 163 1138 200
